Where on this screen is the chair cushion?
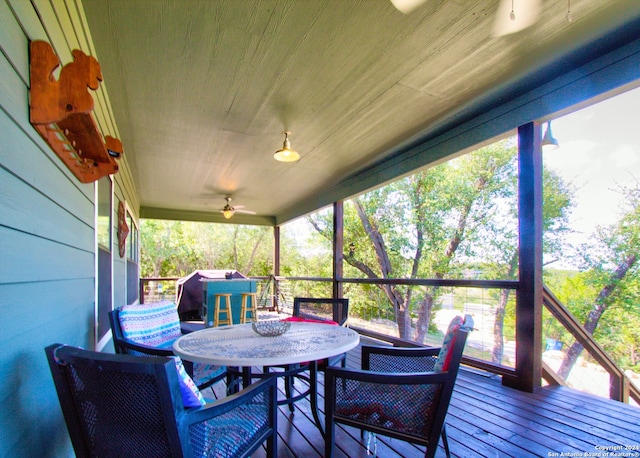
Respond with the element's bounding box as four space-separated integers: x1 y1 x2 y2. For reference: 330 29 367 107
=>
335 382 439 436
191 404 270 456
192 362 226 387
281 316 338 325
173 357 206 408
434 315 464 372
119 301 183 347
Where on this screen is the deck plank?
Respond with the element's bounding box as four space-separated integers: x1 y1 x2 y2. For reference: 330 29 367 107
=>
235 337 640 457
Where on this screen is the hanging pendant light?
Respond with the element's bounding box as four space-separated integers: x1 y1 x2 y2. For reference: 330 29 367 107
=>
274 131 300 162
541 121 559 152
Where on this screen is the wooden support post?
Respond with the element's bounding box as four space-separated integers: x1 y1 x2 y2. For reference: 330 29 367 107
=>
273 226 281 310
504 122 543 393
333 201 344 299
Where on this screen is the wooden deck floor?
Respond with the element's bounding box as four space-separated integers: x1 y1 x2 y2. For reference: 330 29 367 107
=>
211 338 640 457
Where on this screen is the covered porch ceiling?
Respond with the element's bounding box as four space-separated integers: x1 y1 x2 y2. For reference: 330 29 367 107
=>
82 0 640 225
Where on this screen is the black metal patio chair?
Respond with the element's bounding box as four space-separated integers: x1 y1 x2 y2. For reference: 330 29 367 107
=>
45 344 277 458
291 297 350 368
324 314 473 458
275 297 350 409
109 302 227 390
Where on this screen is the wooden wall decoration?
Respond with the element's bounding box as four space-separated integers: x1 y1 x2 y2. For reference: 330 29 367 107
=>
29 40 123 183
117 201 129 258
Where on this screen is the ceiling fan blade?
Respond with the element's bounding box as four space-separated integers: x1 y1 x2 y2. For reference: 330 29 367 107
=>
492 0 541 37
389 0 428 14
235 209 257 215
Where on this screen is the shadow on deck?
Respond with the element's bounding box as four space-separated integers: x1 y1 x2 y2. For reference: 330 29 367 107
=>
210 337 640 458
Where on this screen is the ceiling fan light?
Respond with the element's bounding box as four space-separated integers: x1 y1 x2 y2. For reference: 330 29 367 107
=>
274 131 300 162
222 205 235 219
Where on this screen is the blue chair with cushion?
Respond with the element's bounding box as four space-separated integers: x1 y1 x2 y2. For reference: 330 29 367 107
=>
109 301 227 390
324 314 473 458
45 344 277 457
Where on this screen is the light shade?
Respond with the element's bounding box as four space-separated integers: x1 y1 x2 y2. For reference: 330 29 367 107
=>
541 121 559 152
222 205 234 219
274 131 300 162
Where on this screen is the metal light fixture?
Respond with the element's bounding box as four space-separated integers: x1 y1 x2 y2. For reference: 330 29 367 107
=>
273 131 300 162
541 121 559 152
221 204 235 219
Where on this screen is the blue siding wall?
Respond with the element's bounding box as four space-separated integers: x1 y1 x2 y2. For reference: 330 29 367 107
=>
0 1 137 456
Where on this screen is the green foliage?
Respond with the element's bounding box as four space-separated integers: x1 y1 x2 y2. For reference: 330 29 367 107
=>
140 220 273 277
545 185 640 371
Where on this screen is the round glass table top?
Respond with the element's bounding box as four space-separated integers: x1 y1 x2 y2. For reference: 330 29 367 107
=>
173 321 360 367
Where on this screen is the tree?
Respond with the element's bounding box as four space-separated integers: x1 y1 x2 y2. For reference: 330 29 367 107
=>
310 140 520 341
557 185 640 378
140 220 272 277
465 166 574 364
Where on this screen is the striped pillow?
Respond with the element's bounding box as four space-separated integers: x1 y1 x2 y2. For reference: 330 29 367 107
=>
119 301 183 347
434 316 464 372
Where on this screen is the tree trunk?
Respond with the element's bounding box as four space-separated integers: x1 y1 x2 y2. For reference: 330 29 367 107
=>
493 288 509 364
492 252 518 364
243 230 266 273
348 199 413 339
415 291 435 343
557 254 637 379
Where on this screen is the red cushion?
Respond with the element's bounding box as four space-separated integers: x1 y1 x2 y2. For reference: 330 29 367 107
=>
281 316 338 326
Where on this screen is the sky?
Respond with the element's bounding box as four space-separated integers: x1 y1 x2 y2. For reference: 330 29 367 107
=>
543 85 640 251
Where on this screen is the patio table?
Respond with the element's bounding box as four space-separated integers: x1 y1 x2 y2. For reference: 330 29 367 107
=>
173 321 360 434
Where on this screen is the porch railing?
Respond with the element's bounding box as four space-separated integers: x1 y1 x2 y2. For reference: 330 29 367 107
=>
543 286 640 404
137 275 639 404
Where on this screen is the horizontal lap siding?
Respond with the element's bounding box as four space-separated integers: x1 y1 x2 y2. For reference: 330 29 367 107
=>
0 0 136 456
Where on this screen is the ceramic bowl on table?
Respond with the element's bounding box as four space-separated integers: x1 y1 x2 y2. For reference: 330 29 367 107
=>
252 319 291 337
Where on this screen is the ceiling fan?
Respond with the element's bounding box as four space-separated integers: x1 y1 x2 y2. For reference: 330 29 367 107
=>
389 0 558 37
219 196 256 220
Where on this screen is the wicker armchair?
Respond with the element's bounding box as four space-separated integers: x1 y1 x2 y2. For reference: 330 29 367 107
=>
324 315 473 458
109 303 227 390
45 344 277 458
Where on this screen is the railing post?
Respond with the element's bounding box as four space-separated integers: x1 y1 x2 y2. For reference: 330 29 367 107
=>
139 279 145 304
610 372 629 403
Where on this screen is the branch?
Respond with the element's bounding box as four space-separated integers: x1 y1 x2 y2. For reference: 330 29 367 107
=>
354 198 393 278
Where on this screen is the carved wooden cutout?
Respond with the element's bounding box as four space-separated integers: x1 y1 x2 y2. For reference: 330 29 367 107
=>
117 201 129 258
29 40 123 183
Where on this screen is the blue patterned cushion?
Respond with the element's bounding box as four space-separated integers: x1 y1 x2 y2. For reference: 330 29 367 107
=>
192 362 226 387
190 403 269 456
173 357 206 408
434 316 464 372
119 301 182 347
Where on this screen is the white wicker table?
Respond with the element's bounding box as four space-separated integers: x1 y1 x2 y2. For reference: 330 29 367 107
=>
173 321 359 366
173 321 360 434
